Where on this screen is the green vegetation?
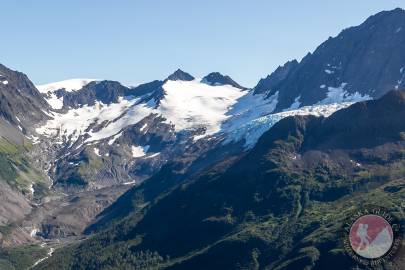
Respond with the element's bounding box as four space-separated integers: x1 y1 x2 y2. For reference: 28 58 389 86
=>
0 245 47 270
0 224 13 237
57 147 104 187
0 137 48 198
37 145 405 270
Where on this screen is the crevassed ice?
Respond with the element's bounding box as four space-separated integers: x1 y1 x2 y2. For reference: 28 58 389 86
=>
223 102 355 149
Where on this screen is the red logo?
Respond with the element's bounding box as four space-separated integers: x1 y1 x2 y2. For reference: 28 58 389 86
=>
349 214 394 259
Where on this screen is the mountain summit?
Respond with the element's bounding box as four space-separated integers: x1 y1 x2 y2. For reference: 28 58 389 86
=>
201 72 245 89
166 69 195 81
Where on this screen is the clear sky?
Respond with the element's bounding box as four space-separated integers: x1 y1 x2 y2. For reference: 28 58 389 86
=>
1 1 405 87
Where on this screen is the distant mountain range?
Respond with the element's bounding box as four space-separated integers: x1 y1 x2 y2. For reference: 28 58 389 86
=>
0 8 405 270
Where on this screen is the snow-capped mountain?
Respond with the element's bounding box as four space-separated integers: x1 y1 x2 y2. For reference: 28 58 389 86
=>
36 71 356 150
2 8 405 269
33 68 358 190
30 7 405 190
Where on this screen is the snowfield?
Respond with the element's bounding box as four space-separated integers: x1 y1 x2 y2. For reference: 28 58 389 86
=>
36 78 368 151
36 78 97 93
36 79 250 144
36 97 138 143
159 80 246 135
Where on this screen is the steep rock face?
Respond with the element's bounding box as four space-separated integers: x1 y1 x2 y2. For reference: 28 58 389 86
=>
0 64 49 131
61 81 129 108
0 65 52 248
253 60 298 94
256 8 405 111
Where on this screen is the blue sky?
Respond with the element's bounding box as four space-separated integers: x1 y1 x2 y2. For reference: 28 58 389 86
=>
1 1 405 87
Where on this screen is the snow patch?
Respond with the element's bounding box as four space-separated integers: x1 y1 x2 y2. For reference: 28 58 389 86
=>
2 80 8 85
123 180 136 185
131 145 149 158
29 183 35 195
396 67 405 90
45 92 64 110
145 152 160 159
140 123 148 132
30 227 38 237
93 148 101 156
318 83 371 104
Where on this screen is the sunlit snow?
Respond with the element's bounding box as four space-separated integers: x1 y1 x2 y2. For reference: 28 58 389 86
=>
36 78 97 93
37 79 248 145
36 98 138 143
159 80 246 136
131 145 149 158
46 92 64 110
93 148 101 156
36 78 370 151
318 83 371 104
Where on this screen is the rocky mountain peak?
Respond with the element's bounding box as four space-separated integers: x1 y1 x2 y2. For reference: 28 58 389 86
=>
166 69 195 81
253 8 405 112
201 72 245 89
